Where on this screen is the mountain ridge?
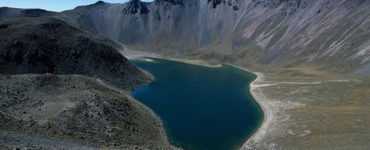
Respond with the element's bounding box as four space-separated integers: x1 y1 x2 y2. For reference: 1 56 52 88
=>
52 0 370 74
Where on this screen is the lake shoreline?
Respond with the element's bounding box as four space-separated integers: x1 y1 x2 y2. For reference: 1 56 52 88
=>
220 64 273 149
125 51 272 150
236 70 272 150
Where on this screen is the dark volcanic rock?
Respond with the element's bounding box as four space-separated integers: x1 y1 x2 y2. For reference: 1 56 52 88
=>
0 7 56 19
122 0 150 14
0 17 151 90
208 0 225 8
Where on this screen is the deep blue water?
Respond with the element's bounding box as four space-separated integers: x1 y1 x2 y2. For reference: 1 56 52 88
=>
131 58 263 150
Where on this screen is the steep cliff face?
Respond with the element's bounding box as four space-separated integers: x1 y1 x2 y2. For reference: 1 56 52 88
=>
58 0 370 74
238 0 370 73
59 0 198 52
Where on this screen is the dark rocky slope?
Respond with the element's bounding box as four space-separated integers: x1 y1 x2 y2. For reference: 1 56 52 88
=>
0 74 171 149
0 17 172 149
58 0 370 74
0 17 151 90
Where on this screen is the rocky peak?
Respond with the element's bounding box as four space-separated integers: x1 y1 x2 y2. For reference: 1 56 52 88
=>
94 1 106 5
208 0 225 8
74 0 107 10
122 0 150 15
155 0 184 6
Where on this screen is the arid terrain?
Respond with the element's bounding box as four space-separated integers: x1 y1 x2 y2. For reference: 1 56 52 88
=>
243 70 370 149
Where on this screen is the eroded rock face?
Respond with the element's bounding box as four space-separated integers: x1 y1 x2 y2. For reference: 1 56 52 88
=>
57 0 370 74
0 17 151 90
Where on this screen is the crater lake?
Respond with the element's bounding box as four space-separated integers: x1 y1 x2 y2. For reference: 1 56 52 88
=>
131 57 263 150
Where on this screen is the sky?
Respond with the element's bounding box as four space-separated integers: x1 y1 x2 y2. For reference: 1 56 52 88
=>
0 0 154 12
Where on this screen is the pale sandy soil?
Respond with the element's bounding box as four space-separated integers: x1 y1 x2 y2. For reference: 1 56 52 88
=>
240 72 273 149
226 66 281 150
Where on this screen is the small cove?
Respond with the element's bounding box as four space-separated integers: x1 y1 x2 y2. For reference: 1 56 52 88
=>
131 57 263 150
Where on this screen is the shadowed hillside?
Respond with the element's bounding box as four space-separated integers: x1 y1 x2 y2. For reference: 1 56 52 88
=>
0 17 151 90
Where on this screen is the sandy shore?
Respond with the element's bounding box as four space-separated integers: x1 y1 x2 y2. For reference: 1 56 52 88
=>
224 65 274 150
241 72 274 150
121 49 222 68
123 51 273 150
119 49 159 59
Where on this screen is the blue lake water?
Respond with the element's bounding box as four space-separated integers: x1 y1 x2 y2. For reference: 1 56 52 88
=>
131 58 263 150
